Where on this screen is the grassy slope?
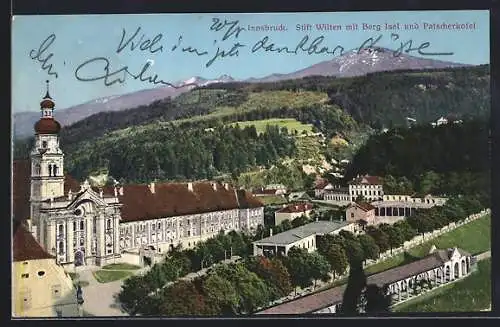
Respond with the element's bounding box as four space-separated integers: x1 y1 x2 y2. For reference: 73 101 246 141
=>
365 214 490 275
394 259 491 312
230 118 314 135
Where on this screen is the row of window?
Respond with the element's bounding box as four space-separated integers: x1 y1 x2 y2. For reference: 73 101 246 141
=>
350 190 382 196
58 218 112 235
123 217 242 235
349 185 381 189
33 163 60 176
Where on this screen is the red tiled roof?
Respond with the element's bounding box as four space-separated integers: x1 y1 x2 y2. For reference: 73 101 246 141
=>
277 202 313 214
256 285 346 314
13 221 54 261
315 178 330 190
12 160 31 222
351 202 376 212
102 182 263 222
12 159 263 223
348 175 382 185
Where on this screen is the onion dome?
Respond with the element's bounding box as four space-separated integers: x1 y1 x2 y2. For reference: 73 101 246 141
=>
34 118 61 134
34 80 61 134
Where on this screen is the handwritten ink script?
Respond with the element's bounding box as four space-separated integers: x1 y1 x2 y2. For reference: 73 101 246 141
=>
29 18 454 88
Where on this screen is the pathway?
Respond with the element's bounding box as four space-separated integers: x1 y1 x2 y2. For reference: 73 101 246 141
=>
76 266 149 317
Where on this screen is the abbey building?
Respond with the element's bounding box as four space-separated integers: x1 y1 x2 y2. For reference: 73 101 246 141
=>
13 83 265 268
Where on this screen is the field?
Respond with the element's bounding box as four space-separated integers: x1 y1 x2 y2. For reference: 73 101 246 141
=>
394 259 491 312
365 214 490 275
93 270 134 283
230 118 314 135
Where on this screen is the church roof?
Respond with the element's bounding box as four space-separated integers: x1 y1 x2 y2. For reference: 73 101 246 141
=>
102 182 263 222
13 221 54 261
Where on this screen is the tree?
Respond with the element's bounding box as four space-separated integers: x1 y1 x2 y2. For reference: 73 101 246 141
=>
418 171 441 195
379 224 404 254
364 284 391 313
159 280 210 316
365 226 390 253
291 215 310 228
202 274 240 315
281 219 293 231
212 263 271 314
306 252 331 288
245 256 293 298
325 244 348 278
118 275 155 315
393 220 418 242
343 238 365 264
283 247 315 292
358 234 380 262
339 259 366 316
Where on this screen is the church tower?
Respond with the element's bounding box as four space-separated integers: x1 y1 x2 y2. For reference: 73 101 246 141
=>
30 81 64 225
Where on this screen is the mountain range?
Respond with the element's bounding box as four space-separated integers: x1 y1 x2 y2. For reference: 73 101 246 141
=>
13 48 469 139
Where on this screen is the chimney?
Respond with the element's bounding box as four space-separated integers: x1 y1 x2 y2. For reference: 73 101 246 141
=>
67 189 73 201
114 186 118 197
269 228 273 237
187 182 193 192
99 188 103 198
149 182 156 194
119 186 124 196
211 182 217 191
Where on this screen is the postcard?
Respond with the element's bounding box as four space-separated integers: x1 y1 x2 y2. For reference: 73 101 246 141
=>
11 10 491 318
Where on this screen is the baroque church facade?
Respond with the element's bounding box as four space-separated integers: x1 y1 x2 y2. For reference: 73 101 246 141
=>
13 83 265 268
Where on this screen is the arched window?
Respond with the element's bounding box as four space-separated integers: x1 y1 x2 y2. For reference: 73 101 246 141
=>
107 219 111 229
58 241 64 254
80 221 84 230
48 165 53 177
58 225 63 234
53 165 58 176
42 141 47 148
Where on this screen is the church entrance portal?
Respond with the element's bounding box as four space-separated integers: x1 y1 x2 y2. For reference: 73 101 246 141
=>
75 250 85 266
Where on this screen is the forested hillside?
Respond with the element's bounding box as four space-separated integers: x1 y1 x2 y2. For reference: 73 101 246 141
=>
344 119 490 203
65 124 296 183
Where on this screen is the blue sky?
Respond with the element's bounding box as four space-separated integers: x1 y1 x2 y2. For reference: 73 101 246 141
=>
12 10 489 113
